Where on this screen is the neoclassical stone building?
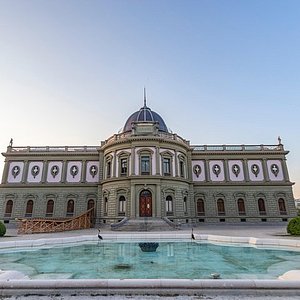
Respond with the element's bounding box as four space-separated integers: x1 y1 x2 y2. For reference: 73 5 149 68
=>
0 100 297 226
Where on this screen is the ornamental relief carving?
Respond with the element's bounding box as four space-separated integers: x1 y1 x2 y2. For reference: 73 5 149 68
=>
270 164 279 177
232 164 240 177
70 165 79 178
31 165 40 178
89 165 98 178
212 164 221 177
251 164 260 177
51 165 59 178
193 164 201 177
12 166 20 178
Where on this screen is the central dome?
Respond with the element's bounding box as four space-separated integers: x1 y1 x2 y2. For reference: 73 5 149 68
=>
123 102 168 133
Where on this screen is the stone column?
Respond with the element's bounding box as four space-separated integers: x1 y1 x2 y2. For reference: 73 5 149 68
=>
243 159 250 182
156 146 160 175
282 158 290 182
174 150 178 177
81 160 86 183
61 161 67 183
113 150 117 178
205 159 210 182
131 183 136 217
131 147 136 175
22 160 29 183
156 184 161 217
262 159 270 182
223 160 230 182
42 160 48 183
1 160 9 184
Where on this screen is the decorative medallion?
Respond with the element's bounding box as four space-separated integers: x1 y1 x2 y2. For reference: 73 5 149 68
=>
212 164 221 177
271 164 279 177
70 165 79 178
31 165 40 178
51 165 59 178
251 164 260 177
89 165 98 178
232 164 240 177
12 165 20 178
193 164 201 178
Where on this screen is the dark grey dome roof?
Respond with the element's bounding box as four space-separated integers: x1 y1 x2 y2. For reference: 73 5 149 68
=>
123 104 168 133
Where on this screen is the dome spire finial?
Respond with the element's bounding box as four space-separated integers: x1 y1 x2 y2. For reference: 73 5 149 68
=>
143 87 147 107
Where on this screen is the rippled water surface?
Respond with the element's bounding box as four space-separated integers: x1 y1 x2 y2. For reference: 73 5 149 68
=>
1 241 300 279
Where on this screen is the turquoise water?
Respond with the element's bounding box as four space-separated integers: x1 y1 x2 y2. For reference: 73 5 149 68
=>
1 241 300 279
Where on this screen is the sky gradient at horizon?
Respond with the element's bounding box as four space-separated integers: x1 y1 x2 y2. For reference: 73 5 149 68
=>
0 0 299 197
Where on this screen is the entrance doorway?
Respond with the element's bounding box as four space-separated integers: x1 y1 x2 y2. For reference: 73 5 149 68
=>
139 190 152 217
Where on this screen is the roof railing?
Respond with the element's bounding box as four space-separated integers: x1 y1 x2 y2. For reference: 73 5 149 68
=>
7 146 99 153
192 144 284 152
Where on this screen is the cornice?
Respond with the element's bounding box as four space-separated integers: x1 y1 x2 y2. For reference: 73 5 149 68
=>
101 136 191 152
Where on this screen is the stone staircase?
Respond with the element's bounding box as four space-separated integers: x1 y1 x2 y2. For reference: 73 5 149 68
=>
111 217 180 231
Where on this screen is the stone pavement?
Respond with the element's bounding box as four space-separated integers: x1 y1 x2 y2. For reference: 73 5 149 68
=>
2 222 299 241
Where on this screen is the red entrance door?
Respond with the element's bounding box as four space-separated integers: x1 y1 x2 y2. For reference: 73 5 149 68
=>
139 190 152 217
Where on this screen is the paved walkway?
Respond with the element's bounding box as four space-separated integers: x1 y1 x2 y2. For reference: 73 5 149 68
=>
2 223 299 241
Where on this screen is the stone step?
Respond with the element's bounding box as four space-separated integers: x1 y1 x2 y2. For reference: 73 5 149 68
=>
112 218 178 231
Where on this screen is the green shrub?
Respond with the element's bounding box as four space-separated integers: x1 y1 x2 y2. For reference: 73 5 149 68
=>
287 217 300 236
0 221 6 237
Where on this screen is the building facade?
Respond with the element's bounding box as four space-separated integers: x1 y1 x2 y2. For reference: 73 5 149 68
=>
0 102 297 225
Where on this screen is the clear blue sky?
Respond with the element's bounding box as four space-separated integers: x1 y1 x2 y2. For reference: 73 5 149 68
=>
0 0 299 197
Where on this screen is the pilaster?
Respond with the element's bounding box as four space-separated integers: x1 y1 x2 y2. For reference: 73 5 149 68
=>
22 160 29 183
1 160 9 184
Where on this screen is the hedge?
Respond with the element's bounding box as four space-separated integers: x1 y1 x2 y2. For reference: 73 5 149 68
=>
0 221 6 237
287 217 300 236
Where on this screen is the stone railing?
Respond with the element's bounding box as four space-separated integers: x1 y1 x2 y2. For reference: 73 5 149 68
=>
8 146 99 153
103 131 189 146
192 144 284 152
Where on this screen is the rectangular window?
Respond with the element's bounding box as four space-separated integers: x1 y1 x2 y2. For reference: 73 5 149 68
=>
163 158 171 176
180 161 185 177
104 198 108 215
107 161 111 178
141 156 150 175
120 158 127 176
183 197 187 214
119 196 126 216
166 196 173 215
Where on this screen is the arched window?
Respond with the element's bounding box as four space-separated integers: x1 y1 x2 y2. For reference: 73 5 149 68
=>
87 199 95 211
179 161 185 178
197 199 205 216
104 197 108 215
106 161 111 178
46 200 54 217
166 196 173 216
258 198 266 215
66 199 74 217
183 196 187 214
217 198 225 215
25 200 33 217
5 200 13 217
237 198 246 215
278 198 287 215
120 158 128 176
119 196 126 216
